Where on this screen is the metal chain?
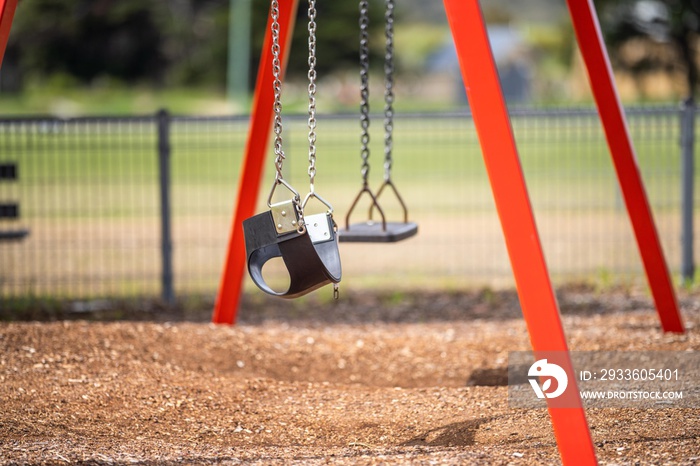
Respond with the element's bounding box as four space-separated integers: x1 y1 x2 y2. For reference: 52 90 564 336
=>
307 0 318 193
358 0 371 188
269 0 307 233
383 0 395 182
294 198 305 234
270 0 286 184
301 1 335 218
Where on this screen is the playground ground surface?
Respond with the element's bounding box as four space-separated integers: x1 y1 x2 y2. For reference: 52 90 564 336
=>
1 285 699 465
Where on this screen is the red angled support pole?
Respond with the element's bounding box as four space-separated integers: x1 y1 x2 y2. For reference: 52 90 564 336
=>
0 0 18 67
566 0 684 334
213 0 299 324
443 1 597 464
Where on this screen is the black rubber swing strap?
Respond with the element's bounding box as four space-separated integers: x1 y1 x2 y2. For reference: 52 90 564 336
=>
247 235 333 298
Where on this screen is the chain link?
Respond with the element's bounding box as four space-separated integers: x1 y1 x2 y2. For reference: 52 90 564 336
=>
359 0 396 185
307 0 318 193
270 0 286 184
295 197 305 235
358 0 371 188
383 0 395 182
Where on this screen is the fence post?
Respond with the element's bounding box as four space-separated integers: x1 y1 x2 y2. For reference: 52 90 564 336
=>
157 109 175 305
681 98 696 284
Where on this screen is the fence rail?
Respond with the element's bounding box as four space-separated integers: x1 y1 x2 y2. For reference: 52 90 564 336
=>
0 106 696 302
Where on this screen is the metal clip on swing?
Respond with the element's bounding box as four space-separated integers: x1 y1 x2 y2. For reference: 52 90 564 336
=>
243 0 340 299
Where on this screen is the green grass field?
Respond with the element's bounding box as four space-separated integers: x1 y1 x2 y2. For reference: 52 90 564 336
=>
0 108 697 298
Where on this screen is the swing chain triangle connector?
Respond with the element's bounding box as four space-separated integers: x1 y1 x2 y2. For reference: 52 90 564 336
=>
345 185 388 232
303 188 334 214
370 178 410 224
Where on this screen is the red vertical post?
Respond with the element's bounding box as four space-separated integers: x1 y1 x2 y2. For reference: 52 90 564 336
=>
212 0 299 324
0 0 18 67
442 1 597 464
566 0 684 333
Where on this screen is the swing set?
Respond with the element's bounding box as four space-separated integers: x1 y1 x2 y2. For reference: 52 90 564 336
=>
0 0 686 464
207 1 686 463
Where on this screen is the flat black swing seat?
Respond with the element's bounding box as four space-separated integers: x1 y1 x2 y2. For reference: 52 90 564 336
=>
339 221 417 243
340 181 418 243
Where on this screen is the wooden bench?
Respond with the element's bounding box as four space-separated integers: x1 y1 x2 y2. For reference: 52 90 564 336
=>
0 162 30 241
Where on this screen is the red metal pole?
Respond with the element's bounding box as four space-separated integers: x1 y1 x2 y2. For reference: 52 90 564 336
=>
442 1 597 464
0 0 18 68
212 0 299 324
566 0 684 333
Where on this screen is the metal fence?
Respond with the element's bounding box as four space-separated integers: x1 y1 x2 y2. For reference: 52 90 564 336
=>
0 106 696 302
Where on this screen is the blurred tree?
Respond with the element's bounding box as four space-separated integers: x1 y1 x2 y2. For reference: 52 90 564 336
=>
7 0 169 87
595 0 700 99
156 0 229 87
2 0 384 93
